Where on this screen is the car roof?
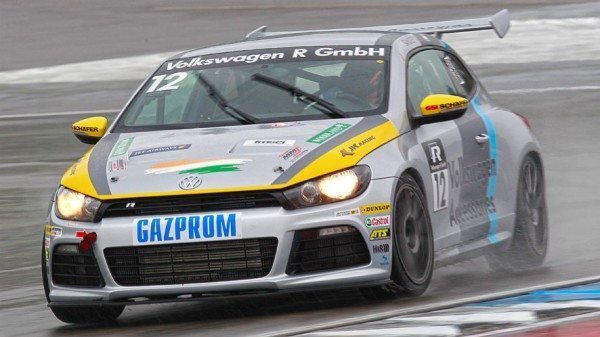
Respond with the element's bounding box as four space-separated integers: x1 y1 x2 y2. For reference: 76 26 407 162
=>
175 31 407 60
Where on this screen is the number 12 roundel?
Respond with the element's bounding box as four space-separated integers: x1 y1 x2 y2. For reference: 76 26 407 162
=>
422 139 449 212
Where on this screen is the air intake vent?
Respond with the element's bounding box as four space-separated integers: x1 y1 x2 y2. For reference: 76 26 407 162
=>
104 238 278 286
287 226 370 275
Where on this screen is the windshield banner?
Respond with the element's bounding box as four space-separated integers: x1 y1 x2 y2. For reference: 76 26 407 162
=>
161 46 391 73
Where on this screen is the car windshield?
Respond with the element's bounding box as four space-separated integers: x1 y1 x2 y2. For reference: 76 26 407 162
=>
114 46 390 132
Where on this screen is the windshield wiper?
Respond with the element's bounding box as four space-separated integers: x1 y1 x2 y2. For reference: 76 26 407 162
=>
252 73 348 119
196 73 259 124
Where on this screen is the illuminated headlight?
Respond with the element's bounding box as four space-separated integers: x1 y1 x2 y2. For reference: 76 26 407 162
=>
55 186 101 222
283 166 371 208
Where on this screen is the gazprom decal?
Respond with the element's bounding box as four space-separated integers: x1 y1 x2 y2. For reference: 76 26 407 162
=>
133 213 241 245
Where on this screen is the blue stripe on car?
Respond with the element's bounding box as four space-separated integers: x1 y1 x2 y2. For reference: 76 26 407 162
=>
472 97 500 244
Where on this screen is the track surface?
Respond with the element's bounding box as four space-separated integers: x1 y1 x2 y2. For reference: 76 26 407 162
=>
1 1 600 336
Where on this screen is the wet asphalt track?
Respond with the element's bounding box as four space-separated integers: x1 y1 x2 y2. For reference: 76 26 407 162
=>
1 1 600 336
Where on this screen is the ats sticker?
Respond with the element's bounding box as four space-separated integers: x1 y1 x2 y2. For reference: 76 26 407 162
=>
369 228 390 240
111 137 134 157
307 123 351 144
365 215 391 227
360 203 391 215
145 159 251 175
243 140 295 147
129 144 191 158
422 139 449 212
134 213 240 245
334 208 361 217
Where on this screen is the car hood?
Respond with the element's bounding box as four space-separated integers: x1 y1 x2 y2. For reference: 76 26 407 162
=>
61 116 398 200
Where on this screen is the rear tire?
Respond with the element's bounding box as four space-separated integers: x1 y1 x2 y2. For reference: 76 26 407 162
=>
486 154 548 272
361 174 434 299
50 306 124 324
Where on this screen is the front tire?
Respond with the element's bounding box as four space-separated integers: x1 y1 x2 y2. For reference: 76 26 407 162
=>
486 153 548 271
361 174 434 299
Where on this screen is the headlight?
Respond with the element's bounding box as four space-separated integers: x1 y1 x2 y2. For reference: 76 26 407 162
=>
283 166 371 208
55 186 101 222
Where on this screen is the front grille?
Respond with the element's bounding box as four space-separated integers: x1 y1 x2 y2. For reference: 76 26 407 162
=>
286 227 370 275
104 238 278 286
52 245 104 287
99 192 282 220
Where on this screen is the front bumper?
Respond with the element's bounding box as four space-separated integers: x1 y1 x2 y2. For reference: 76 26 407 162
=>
44 178 396 305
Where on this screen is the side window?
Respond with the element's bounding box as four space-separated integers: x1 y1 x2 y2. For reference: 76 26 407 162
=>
442 54 476 96
407 49 460 116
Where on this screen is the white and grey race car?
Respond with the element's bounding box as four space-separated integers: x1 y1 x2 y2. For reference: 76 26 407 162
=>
43 9 548 323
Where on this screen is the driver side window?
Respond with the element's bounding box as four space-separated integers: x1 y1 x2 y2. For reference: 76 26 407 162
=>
407 49 461 117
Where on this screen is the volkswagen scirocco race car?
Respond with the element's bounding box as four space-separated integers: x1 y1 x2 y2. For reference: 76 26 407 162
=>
42 9 548 323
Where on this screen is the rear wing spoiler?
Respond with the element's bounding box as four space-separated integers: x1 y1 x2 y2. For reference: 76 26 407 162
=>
246 9 510 40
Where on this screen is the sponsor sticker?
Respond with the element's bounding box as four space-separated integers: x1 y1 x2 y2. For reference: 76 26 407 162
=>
44 237 50 262
372 243 390 254
365 215 391 227
379 255 390 266
129 144 191 158
279 146 308 162
307 123 351 144
334 208 361 217
369 228 390 241
360 203 391 215
108 158 127 172
50 226 62 237
72 126 99 133
243 140 295 147
111 137 134 157
145 159 251 175
44 224 52 237
133 213 241 245
422 139 449 212
340 135 376 157
163 46 388 72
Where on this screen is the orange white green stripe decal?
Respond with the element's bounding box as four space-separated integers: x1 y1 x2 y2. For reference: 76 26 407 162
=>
145 159 251 175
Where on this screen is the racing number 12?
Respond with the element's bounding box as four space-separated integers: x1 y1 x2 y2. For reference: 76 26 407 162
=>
432 169 449 211
146 72 188 93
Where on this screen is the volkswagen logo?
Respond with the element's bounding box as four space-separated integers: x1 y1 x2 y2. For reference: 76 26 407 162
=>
178 175 202 190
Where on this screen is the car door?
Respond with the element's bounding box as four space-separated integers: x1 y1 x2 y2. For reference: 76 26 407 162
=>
439 50 494 244
406 48 465 252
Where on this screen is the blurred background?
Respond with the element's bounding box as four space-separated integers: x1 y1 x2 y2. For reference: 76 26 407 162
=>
1 1 599 336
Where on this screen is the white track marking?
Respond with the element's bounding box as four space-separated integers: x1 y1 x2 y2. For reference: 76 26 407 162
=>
265 275 600 337
499 300 600 310
446 18 600 65
383 311 537 324
301 326 460 336
0 18 599 85
468 310 600 337
489 86 600 94
0 109 118 119
0 266 39 274
0 52 178 84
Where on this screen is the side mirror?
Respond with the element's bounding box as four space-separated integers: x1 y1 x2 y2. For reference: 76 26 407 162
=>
72 116 108 144
414 94 469 124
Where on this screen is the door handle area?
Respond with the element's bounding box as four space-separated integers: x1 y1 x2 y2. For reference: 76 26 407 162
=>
475 133 489 144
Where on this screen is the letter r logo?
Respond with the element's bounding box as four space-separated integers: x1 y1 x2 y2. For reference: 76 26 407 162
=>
429 143 442 164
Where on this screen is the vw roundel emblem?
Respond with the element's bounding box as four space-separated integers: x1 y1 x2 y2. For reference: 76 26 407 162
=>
178 174 202 190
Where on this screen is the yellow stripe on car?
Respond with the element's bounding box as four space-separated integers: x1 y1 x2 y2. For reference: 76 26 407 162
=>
60 120 400 200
